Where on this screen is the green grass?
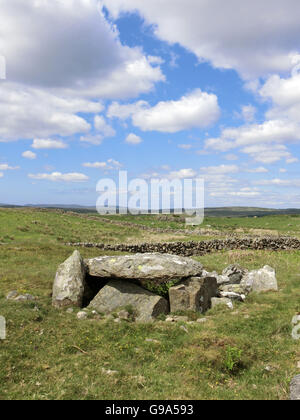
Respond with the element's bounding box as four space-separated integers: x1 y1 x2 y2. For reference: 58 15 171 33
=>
1 208 300 400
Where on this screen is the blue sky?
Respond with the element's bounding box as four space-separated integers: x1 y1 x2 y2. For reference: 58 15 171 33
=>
1 0 300 208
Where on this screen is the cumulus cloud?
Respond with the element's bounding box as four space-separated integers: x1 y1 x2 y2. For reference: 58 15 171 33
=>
31 139 68 150
247 166 268 173
241 105 257 123
255 178 300 187
199 165 239 175
0 0 165 142
28 172 89 182
79 134 105 146
102 0 300 79
168 169 198 179
125 133 143 145
0 0 164 96
0 164 19 170
83 159 122 170
22 151 37 160
205 120 300 163
107 101 148 120
0 84 93 141
260 68 300 123
94 116 116 137
131 89 220 133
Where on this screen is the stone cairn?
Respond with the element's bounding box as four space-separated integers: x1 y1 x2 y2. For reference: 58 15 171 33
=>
52 251 278 322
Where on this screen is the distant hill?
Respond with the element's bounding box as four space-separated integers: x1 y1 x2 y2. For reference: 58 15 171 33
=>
1 203 300 218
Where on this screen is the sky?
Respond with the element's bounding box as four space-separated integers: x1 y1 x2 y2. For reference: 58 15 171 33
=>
1 0 300 208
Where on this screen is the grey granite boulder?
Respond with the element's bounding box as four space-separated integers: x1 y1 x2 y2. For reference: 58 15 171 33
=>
211 297 233 310
88 280 169 322
52 250 86 308
222 264 248 284
290 375 300 400
169 276 217 313
85 253 203 290
240 265 278 294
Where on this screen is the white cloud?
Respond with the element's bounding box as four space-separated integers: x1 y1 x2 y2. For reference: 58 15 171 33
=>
0 0 165 142
260 70 300 123
200 164 239 175
83 159 122 170
0 0 164 96
241 144 297 164
125 133 143 145
205 119 300 163
178 144 192 150
247 166 268 173
211 190 261 197
0 84 93 141
241 105 256 123
28 172 89 182
132 89 220 133
255 178 300 187
0 164 19 171
22 151 37 160
94 116 116 137
79 134 104 146
103 0 300 79
31 139 68 150
107 101 148 120
0 172 3 178
168 169 197 179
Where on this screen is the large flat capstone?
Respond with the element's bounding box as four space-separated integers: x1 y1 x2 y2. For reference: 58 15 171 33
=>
85 253 203 289
88 280 169 322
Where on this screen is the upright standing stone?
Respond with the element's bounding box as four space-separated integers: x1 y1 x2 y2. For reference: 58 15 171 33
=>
240 265 278 294
169 276 217 314
52 250 86 308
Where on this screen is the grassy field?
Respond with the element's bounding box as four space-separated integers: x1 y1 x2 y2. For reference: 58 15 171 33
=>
1 207 300 400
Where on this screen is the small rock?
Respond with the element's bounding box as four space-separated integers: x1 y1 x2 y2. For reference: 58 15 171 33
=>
220 291 245 302
292 315 300 326
6 291 18 300
145 338 160 344
101 368 118 376
211 297 233 310
166 317 176 322
197 318 207 323
114 318 121 323
66 308 74 314
15 294 35 302
77 311 88 320
173 316 189 322
180 325 188 333
118 310 130 320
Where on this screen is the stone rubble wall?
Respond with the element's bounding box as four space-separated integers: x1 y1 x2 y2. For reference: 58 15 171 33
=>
66 236 300 257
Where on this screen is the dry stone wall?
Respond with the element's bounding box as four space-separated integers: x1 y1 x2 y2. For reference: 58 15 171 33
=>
67 237 300 257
